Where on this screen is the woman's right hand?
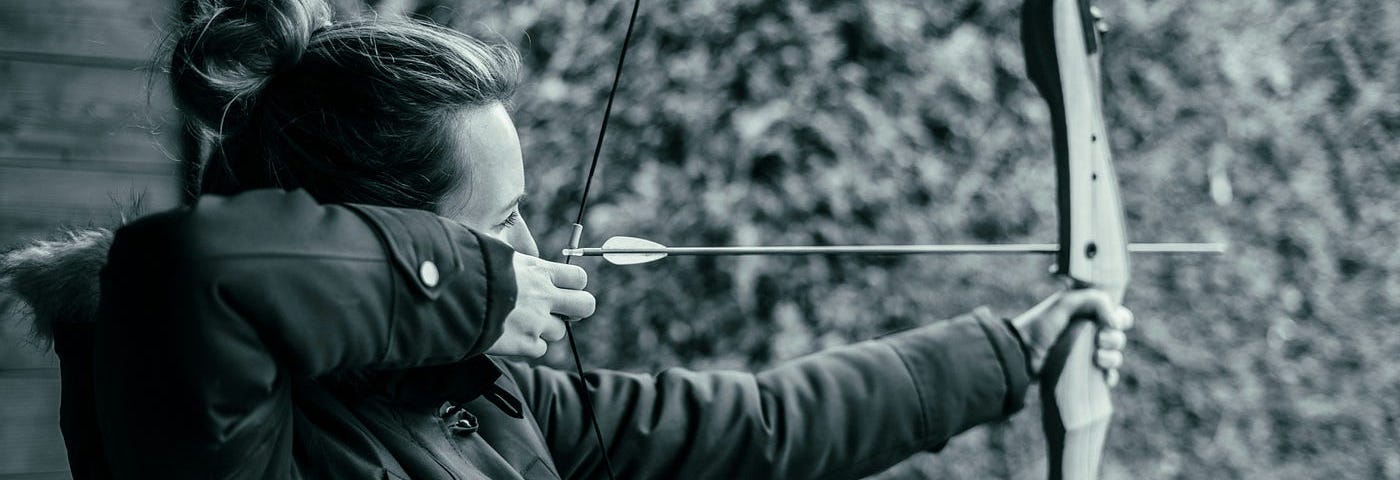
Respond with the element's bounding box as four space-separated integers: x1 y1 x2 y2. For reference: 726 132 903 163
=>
487 252 596 358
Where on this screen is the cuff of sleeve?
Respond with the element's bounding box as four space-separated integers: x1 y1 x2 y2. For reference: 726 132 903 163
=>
882 307 1031 444
467 228 516 356
970 309 1031 415
345 204 464 300
345 203 512 359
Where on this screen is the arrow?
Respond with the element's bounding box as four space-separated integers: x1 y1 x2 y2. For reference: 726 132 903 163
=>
563 236 1227 265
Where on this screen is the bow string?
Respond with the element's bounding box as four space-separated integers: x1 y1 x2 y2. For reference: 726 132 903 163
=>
559 0 643 479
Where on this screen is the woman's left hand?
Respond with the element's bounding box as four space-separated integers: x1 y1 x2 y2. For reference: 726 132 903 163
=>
1009 290 1135 385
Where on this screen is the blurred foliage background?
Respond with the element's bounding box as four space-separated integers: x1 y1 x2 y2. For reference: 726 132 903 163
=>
2 0 1393 478
426 0 1398 478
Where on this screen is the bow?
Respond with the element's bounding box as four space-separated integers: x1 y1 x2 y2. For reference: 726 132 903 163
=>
559 1 1212 478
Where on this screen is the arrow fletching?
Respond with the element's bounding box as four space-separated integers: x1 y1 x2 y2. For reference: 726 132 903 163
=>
599 236 669 265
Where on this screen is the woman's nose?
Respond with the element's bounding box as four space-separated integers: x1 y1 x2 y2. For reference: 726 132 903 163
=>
511 218 539 257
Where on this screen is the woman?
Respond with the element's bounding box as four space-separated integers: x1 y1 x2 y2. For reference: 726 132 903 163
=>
1 0 1133 478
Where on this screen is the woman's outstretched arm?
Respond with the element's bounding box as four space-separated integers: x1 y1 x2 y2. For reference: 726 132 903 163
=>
507 308 1031 480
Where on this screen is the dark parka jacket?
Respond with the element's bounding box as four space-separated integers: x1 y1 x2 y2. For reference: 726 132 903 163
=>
11 189 1032 479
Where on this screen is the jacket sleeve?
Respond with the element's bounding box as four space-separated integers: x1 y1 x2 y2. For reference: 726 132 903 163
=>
93 189 517 479
506 308 1030 480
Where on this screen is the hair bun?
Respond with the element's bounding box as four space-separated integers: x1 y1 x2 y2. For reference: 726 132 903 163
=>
170 0 332 132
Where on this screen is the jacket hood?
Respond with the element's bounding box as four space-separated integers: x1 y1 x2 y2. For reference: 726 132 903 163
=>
1 229 113 347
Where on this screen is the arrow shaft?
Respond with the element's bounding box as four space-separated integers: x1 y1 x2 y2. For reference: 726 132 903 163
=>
563 242 1225 257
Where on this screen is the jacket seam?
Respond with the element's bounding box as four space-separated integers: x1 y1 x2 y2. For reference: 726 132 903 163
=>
974 318 1015 414
432 216 460 272
474 231 497 355
882 341 930 444
383 254 401 367
184 252 386 262
479 232 493 351
382 211 412 265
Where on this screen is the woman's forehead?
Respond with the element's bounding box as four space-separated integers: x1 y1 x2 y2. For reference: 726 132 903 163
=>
445 103 524 219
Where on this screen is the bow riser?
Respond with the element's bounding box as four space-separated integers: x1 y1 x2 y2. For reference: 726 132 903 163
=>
1023 0 1124 479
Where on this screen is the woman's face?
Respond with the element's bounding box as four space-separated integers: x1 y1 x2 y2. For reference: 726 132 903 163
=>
441 103 538 256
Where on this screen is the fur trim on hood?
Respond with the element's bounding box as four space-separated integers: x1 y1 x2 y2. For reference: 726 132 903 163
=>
1 229 114 348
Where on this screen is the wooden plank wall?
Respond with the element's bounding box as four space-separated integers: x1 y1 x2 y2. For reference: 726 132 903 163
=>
0 0 180 478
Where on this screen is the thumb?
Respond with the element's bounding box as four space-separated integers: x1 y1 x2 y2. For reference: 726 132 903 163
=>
1057 289 1118 328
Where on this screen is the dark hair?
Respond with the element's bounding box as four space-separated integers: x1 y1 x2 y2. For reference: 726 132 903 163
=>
170 0 520 210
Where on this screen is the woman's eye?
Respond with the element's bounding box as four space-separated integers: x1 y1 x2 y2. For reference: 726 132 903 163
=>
497 211 521 229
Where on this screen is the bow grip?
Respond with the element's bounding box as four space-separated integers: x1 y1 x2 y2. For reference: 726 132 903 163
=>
1038 311 1114 480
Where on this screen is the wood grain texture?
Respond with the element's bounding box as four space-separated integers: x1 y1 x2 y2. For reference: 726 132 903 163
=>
0 58 182 247
0 0 173 65
0 1 178 477
0 60 178 165
0 472 73 480
0 165 179 245
0 369 68 476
